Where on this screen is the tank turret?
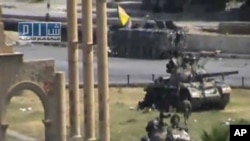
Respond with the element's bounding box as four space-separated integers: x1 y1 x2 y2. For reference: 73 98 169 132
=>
165 52 239 85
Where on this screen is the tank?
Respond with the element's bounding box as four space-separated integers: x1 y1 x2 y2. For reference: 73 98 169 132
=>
140 112 191 141
137 51 239 112
109 20 187 59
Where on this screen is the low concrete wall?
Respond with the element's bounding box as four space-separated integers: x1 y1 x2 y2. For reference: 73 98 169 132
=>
218 22 250 35
187 34 250 54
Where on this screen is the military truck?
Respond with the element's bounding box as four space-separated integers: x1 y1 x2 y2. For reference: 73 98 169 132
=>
137 52 239 112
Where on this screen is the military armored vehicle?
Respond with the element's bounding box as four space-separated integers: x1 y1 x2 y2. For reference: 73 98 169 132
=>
137 52 239 112
141 112 191 141
109 20 187 59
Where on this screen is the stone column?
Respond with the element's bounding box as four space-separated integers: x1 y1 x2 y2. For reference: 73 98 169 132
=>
81 0 96 140
66 0 82 140
96 0 110 141
0 123 8 141
54 72 67 141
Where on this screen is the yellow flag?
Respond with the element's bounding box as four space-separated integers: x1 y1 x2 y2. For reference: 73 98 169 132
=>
117 5 130 27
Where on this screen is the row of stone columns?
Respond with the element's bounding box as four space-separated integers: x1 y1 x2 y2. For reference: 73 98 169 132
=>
67 0 110 141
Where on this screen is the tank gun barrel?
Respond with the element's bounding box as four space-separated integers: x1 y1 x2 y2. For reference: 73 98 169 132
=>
196 71 239 78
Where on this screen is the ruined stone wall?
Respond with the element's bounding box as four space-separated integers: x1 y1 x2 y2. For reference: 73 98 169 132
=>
0 53 61 141
0 54 55 94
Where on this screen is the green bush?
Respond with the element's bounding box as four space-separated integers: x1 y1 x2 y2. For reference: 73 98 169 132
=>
200 119 250 141
201 125 229 141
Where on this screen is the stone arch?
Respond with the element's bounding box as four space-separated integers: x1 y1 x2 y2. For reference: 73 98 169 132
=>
5 81 49 120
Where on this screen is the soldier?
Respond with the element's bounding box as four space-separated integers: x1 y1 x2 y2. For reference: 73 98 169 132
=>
137 91 157 112
159 112 171 126
154 76 164 85
174 31 181 48
146 117 160 137
182 99 192 125
137 101 153 112
170 114 181 129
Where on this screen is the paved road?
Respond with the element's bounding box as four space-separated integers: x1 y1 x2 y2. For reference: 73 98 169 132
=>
13 45 250 86
2 0 221 28
2 8 220 25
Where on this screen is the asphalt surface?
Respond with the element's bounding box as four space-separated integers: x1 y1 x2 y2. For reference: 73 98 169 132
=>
2 1 221 28
14 45 250 86
5 1 248 86
2 7 220 25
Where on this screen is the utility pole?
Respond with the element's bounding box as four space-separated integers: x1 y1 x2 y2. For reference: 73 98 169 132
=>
66 0 82 140
96 0 110 140
82 0 96 140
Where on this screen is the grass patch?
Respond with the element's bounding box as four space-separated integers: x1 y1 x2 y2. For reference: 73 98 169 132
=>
6 88 250 141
